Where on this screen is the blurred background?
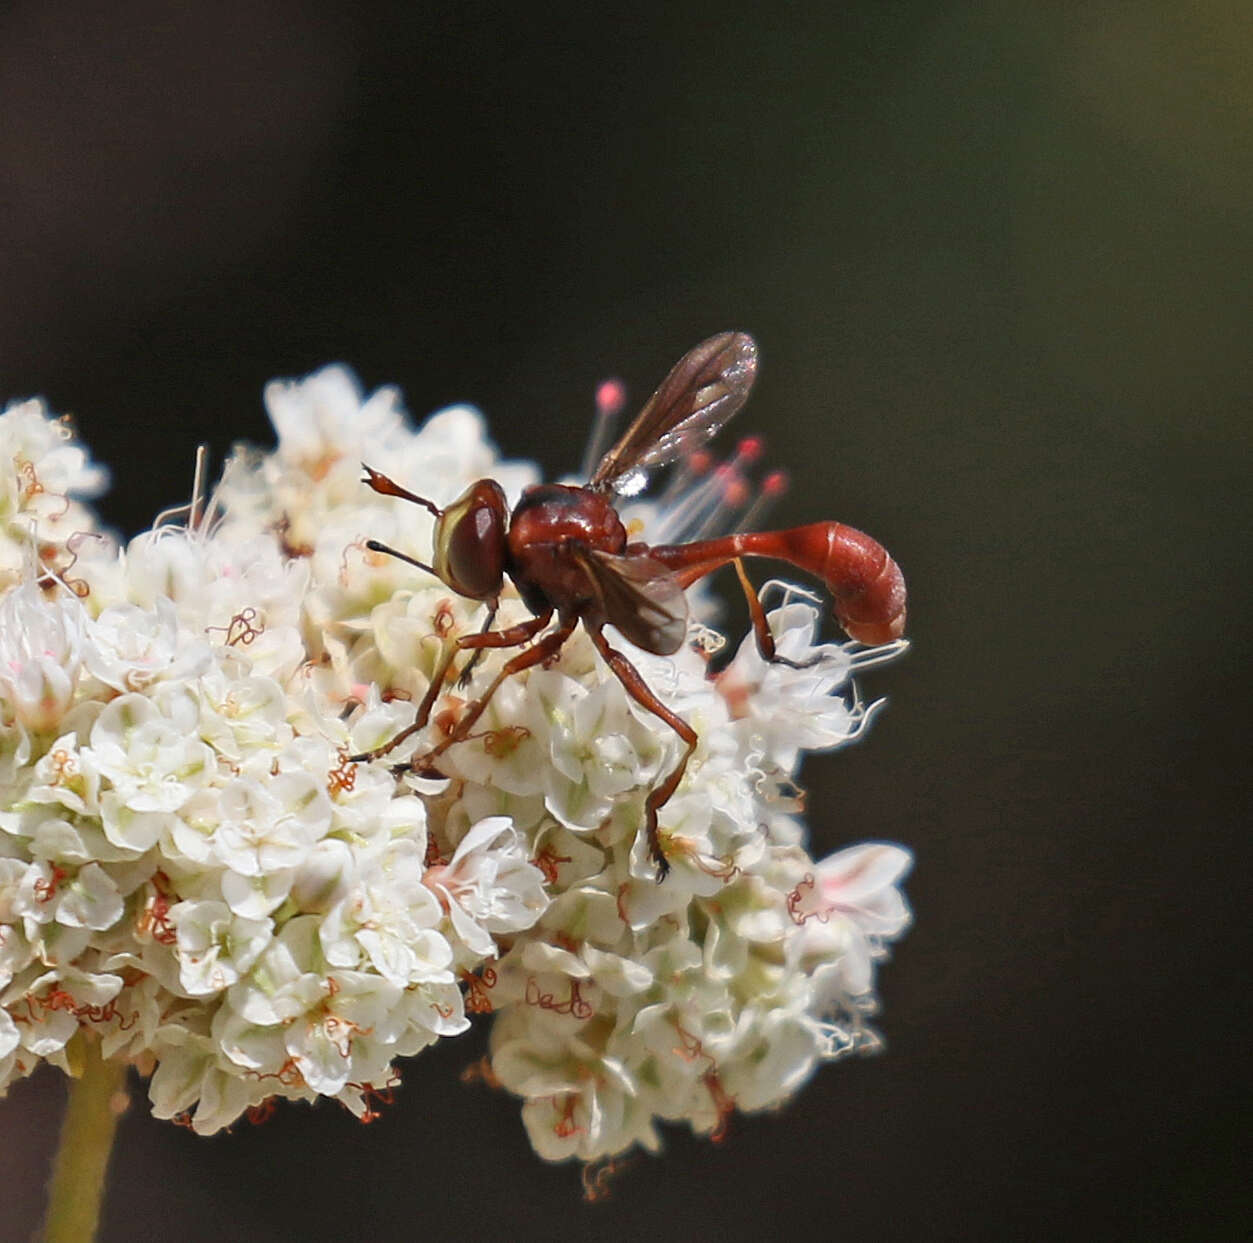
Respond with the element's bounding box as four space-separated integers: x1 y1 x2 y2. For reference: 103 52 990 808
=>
2 1 1248 1239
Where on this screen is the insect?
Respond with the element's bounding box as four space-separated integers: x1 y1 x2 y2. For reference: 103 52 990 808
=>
354 332 906 878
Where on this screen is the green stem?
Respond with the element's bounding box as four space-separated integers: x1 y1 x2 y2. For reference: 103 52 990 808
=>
39 1039 126 1243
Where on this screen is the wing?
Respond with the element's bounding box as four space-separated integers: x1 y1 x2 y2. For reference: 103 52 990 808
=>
577 549 690 656
589 332 758 493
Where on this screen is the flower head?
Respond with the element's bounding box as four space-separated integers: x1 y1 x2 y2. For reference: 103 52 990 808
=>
0 362 911 1167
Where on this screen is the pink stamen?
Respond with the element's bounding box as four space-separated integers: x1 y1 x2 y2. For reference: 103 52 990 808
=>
736 469 790 533
595 378 627 418
736 435 764 464
580 376 628 480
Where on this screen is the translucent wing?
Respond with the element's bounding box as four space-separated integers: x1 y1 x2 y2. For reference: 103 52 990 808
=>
589 332 758 493
577 549 690 655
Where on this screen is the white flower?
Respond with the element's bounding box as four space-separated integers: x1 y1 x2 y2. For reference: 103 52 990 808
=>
210 772 330 877
85 598 212 692
319 842 453 989
0 399 107 511
170 900 272 997
0 398 109 593
719 598 861 769
522 670 665 832
265 365 407 483
791 842 914 999
0 582 86 731
147 1025 262 1135
424 816 550 958
84 691 213 814
43 861 124 931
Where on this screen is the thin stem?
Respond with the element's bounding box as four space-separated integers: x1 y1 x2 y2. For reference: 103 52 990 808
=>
39 1039 126 1243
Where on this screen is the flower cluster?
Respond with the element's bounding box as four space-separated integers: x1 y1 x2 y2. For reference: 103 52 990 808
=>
0 367 911 1164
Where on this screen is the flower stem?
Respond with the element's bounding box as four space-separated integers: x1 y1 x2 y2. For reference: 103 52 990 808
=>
40 1039 126 1243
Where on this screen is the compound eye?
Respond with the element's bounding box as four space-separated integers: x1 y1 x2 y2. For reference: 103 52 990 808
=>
433 480 508 600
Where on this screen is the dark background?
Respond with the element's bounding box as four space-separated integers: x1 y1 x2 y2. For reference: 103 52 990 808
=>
3 2 1249 1239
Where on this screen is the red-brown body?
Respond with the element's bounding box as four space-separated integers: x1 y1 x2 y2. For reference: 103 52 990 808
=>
506 484 628 617
357 331 906 879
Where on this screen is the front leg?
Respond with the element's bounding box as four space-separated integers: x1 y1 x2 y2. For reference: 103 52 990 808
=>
413 615 577 772
456 598 500 688
350 609 554 764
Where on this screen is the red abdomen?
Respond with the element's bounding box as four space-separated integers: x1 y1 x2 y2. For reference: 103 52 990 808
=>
649 521 906 646
788 523 906 645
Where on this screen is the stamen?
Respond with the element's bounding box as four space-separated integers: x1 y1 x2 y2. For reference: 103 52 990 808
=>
848 637 911 668
524 975 594 1020
735 468 789 534
581 1156 635 1202
687 464 749 540
580 376 627 479
652 438 774 543
205 607 264 648
151 444 228 540
656 447 713 507
683 438 770 540
734 435 764 466
189 444 209 533
651 461 731 542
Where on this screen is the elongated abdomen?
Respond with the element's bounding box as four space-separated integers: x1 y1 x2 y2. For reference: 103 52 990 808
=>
649 522 907 645
800 523 906 645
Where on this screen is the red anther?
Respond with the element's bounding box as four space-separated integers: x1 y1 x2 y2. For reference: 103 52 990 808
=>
721 475 750 508
690 852 740 882
433 599 457 637
736 435 764 463
479 725 530 758
686 449 713 476
462 965 498 1013
16 459 43 500
530 844 571 885
244 1057 304 1089
786 873 819 925
595 378 627 417
582 1156 634 1202
553 1095 582 1139
762 469 789 496
247 1099 277 1125
33 864 68 905
460 1056 501 1089
147 888 178 945
274 514 314 559
348 1080 398 1124
141 872 181 942
327 748 358 797
524 976 594 1020
206 608 264 648
703 1069 736 1143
